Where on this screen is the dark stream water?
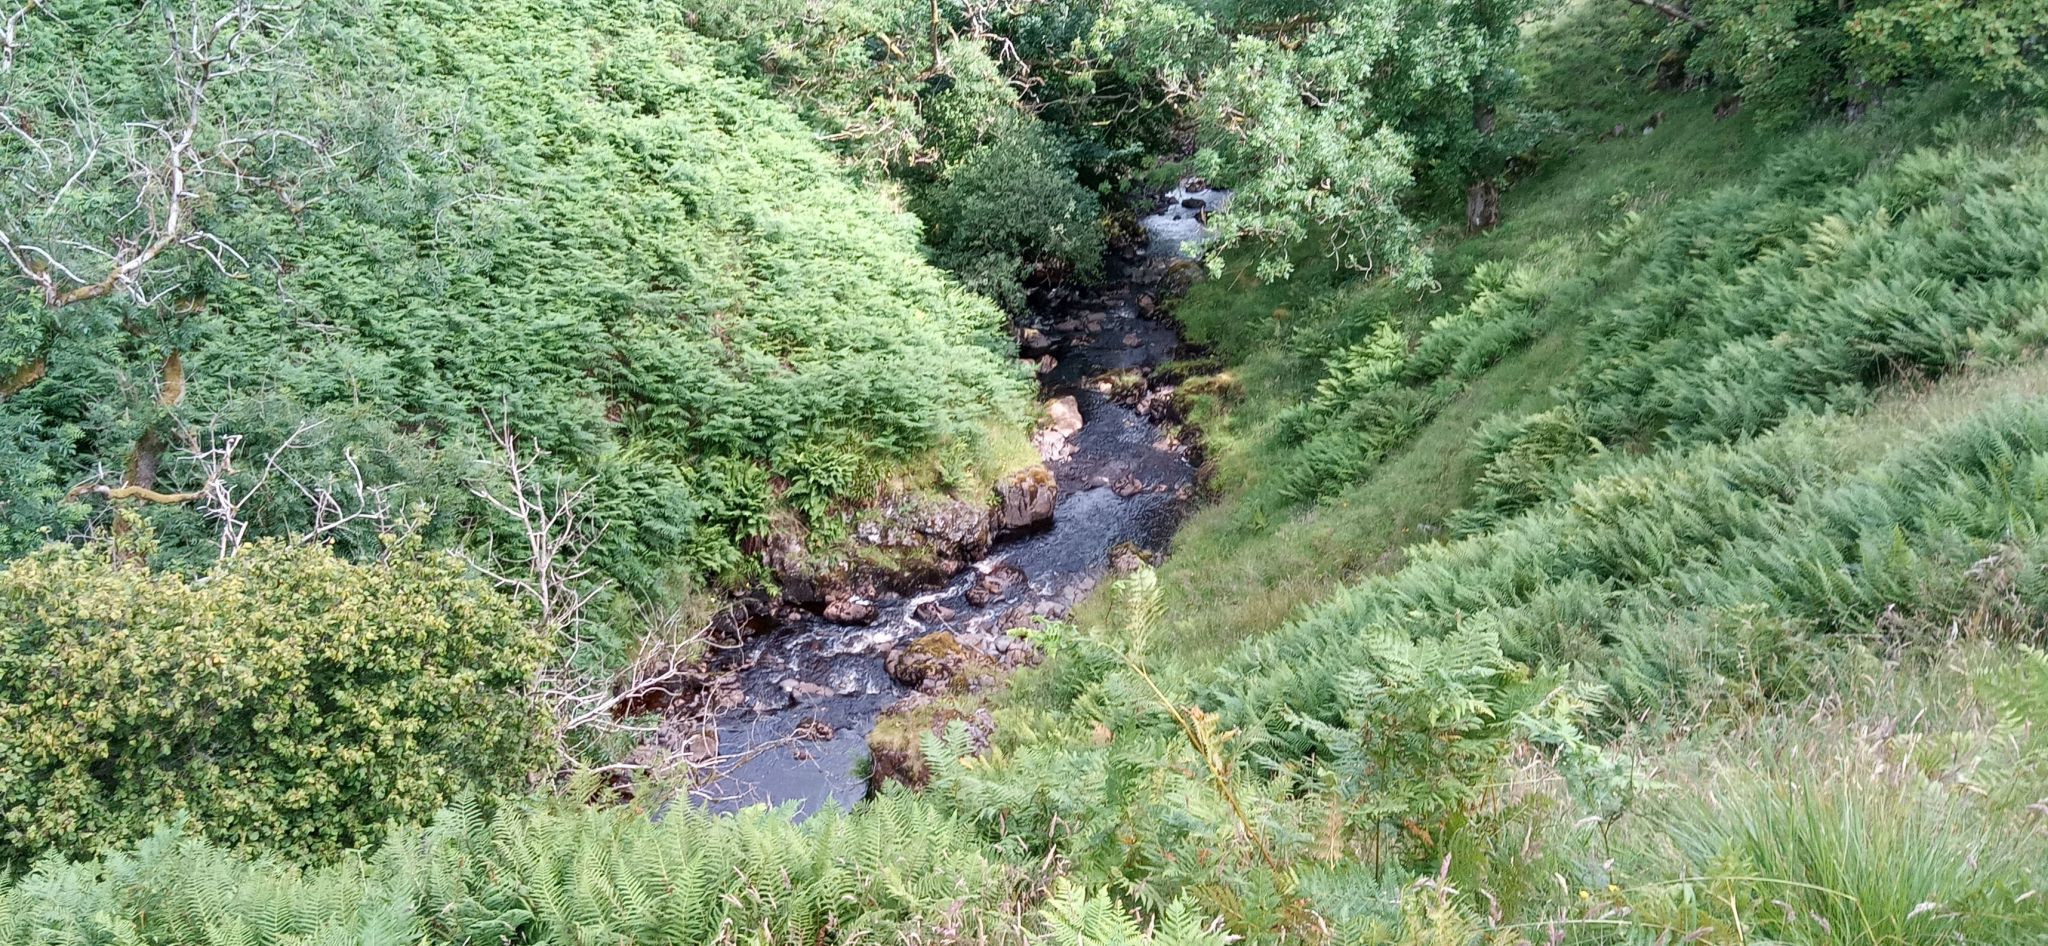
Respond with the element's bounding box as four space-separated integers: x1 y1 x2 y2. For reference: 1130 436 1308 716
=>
702 183 1227 815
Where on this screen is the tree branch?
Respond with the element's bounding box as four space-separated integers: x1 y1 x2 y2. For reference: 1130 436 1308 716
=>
1621 0 1700 26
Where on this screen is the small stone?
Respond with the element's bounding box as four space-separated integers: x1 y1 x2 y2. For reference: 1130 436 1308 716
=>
781 679 834 702
913 600 957 623
822 595 879 626
965 562 1027 607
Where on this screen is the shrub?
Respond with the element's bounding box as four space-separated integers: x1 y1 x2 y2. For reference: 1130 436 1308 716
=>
0 536 545 865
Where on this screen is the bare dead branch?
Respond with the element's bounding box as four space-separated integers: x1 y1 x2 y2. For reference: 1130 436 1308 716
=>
0 0 39 72
0 0 317 322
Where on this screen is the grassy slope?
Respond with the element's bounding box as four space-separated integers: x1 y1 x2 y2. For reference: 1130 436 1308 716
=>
1131 1 1979 666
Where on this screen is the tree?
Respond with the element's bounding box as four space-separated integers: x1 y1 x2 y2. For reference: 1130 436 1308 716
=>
1191 0 1533 280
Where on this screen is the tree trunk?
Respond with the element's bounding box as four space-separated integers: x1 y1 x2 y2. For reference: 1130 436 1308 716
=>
1466 103 1501 232
1 355 45 398
1466 180 1501 232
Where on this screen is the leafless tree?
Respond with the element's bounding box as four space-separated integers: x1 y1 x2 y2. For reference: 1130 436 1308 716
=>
466 416 691 771
465 415 799 789
465 415 606 636
1 1 40 74
0 0 321 398
177 417 404 558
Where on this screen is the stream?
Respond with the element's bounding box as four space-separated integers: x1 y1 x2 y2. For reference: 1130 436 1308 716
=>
701 182 1228 815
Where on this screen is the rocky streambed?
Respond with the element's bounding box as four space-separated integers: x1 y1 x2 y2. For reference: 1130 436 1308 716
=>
696 181 1228 815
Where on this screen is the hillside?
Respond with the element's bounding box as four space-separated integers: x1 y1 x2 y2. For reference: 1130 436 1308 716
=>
2 0 2047 944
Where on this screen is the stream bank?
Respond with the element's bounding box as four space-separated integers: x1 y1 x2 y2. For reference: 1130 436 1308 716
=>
698 181 1228 814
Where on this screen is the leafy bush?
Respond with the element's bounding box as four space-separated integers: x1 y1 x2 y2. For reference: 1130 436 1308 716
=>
917 114 1107 312
689 2 1108 310
0 535 545 865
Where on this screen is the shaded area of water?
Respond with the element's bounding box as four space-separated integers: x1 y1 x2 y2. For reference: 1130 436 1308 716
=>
701 184 1224 815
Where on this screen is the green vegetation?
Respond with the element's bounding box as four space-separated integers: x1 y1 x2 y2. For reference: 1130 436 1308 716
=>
5 0 2048 943
0 792 1031 944
0 531 543 865
0 0 1033 594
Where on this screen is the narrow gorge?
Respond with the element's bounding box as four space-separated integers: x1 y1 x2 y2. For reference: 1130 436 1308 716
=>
705 183 1230 812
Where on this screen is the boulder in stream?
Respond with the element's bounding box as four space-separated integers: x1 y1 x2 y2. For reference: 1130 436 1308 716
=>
995 465 1057 532
1032 396 1084 462
883 631 991 692
964 562 1027 607
821 594 879 626
867 697 995 791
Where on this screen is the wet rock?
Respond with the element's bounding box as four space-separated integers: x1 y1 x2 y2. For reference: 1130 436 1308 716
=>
965 562 1027 607
1111 471 1147 497
1036 354 1057 375
822 594 879 626
1135 384 1186 425
1123 332 1143 348
883 631 991 692
995 465 1057 532
781 679 834 702
1019 326 1053 356
1108 541 1151 575
1032 400 1080 464
1044 396 1083 437
999 600 1065 630
1181 197 1206 209
793 716 834 741
804 495 991 594
913 600 957 624
1054 318 1084 333
868 698 996 791
706 593 775 643
1137 293 1156 314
